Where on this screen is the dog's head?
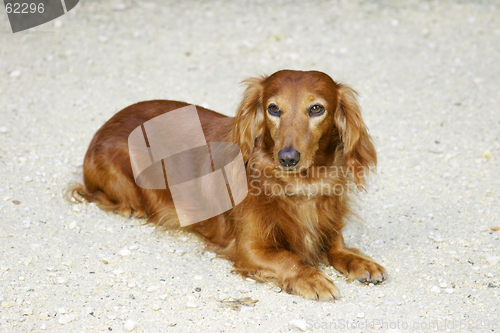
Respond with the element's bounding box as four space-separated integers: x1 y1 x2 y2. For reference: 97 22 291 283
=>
229 70 376 186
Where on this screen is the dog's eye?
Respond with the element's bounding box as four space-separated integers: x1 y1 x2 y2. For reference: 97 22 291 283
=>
308 104 325 116
267 104 281 117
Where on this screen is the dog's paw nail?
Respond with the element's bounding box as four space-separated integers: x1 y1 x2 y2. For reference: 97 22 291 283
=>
358 272 371 283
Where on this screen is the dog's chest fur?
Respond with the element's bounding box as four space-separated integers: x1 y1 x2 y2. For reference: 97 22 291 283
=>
277 198 328 265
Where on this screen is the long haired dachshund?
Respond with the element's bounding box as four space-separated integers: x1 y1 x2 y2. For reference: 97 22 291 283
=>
69 70 386 300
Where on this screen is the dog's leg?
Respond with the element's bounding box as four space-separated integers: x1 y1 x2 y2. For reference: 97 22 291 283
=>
327 233 387 284
234 243 339 301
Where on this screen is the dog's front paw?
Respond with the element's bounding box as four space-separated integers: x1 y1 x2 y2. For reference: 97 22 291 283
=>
345 256 386 284
284 267 339 301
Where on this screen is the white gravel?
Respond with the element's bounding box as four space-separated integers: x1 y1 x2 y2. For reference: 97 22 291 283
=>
1 1 499 332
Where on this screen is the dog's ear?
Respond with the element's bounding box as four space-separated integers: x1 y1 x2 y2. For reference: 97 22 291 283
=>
334 83 377 188
228 76 266 162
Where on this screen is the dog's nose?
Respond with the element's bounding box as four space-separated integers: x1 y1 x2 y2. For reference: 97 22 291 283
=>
278 148 301 167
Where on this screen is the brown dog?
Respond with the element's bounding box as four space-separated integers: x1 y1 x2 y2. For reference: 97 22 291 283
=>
70 70 386 300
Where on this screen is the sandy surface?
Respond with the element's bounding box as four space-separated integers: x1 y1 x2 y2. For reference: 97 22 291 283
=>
1 0 499 332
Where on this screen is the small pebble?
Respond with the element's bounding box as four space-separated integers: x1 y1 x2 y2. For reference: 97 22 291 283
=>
445 288 454 294
112 2 127 11
491 226 500 231
57 307 67 314
430 286 441 294
290 319 308 331
483 149 492 159
56 277 67 284
238 286 251 293
12 200 21 205
124 319 137 331
107 314 117 320
119 248 132 256
22 308 33 316
142 228 153 235
68 221 78 229
152 303 161 311
113 270 124 276
40 323 47 330
186 301 198 308
146 285 160 293
164 247 175 253
101 255 120 264
58 314 76 324
23 176 33 182
9 70 21 78
1 301 11 308
0 127 8 133
433 236 443 243
439 282 447 288
486 256 500 265
357 312 365 318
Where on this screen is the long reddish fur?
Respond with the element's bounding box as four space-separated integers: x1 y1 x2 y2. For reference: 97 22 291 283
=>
69 70 386 300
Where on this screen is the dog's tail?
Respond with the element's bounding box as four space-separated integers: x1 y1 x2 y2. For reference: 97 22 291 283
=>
65 181 122 212
65 181 148 218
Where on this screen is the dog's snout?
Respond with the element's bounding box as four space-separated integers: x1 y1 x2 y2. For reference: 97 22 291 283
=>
278 148 301 167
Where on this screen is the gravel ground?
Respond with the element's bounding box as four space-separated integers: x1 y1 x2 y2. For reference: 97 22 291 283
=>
1 1 499 332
